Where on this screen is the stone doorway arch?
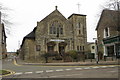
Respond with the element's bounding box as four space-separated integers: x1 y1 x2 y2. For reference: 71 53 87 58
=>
47 41 56 53
58 42 67 56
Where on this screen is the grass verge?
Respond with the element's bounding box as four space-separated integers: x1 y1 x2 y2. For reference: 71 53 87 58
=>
0 70 10 75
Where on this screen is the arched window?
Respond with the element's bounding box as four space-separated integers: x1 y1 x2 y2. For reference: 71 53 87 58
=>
49 20 63 35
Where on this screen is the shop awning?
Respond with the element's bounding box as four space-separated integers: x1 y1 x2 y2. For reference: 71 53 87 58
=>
103 36 120 44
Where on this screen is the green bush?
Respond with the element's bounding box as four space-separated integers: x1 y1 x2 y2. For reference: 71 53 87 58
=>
68 50 78 61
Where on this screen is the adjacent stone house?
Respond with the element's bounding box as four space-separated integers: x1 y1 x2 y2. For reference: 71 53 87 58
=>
96 10 120 59
20 6 87 62
87 42 96 59
0 12 7 59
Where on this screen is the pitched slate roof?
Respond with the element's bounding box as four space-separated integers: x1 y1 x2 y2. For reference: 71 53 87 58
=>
39 6 67 23
96 9 120 30
21 27 36 47
24 27 36 39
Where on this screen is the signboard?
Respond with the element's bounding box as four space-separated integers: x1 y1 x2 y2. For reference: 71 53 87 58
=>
50 39 65 42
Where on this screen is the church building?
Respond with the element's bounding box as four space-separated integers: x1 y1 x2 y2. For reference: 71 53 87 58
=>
20 6 87 62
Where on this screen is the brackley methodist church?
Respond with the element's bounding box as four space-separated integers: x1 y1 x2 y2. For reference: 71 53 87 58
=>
19 6 88 62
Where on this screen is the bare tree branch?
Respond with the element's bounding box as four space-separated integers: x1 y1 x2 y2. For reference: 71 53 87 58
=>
0 2 12 34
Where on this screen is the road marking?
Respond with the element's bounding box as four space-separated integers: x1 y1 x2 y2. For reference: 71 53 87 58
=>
51 73 82 78
46 70 54 73
56 69 63 72
92 66 100 68
36 71 43 74
24 72 33 74
108 66 115 68
75 68 82 70
14 72 23 75
83 67 91 69
100 66 108 68
65 69 72 71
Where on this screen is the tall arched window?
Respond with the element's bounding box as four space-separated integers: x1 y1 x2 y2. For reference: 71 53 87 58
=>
49 20 63 35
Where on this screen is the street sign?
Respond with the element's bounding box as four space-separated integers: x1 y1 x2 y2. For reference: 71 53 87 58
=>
50 39 65 42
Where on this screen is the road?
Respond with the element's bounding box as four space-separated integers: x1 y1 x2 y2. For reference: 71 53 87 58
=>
2 58 120 78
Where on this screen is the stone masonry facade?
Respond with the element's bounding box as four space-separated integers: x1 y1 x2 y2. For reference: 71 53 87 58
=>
20 6 87 62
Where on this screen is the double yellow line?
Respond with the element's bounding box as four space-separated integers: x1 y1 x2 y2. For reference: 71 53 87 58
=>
13 59 22 66
13 58 120 67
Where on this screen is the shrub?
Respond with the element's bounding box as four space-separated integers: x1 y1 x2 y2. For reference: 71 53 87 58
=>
67 50 78 62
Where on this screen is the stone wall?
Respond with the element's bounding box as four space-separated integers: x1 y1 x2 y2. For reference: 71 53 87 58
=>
20 39 36 61
68 15 87 52
35 9 73 55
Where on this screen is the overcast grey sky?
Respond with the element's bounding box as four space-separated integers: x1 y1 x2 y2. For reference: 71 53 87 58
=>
1 0 108 52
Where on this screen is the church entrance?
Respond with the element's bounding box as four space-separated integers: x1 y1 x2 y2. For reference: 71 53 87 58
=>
47 41 56 52
58 42 67 56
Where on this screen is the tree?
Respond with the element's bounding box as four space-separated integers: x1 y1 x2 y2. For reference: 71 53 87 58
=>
101 0 120 30
105 0 120 10
0 3 12 34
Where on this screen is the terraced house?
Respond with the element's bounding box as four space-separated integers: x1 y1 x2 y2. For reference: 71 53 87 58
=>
96 10 120 59
20 6 88 62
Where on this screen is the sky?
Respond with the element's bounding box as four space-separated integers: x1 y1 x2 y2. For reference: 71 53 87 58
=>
1 0 108 52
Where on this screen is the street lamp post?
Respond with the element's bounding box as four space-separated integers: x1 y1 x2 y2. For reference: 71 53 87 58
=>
93 38 99 64
95 40 99 64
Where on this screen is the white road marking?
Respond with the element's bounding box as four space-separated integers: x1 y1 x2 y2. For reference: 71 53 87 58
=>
36 71 43 74
108 66 115 68
75 68 82 70
92 66 100 68
14 72 23 75
100 66 108 68
65 69 72 71
56 69 63 72
83 67 91 69
46 70 54 73
51 73 82 78
24 72 33 74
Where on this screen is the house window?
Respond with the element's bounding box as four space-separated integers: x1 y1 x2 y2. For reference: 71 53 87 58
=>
79 30 81 34
83 46 84 51
104 27 110 38
50 27 52 34
77 46 79 51
49 20 63 35
36 45 40 51
78 22 81 28
80 46 82 51
53 27 56 34
92 46 95 49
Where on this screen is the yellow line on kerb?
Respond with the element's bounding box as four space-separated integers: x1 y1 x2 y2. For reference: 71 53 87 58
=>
13 59 22 66
0 69 15 77
13 59 120 67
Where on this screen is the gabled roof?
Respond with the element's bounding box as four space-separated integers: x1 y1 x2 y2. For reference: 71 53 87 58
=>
96 9 120 30
24 27 36 39
68 13 86 19
21 27 36 47
39 6 67 22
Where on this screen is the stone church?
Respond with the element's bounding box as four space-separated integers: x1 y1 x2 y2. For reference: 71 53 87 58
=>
20 6 87 62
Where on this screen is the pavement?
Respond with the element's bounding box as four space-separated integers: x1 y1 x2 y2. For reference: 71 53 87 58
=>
16 58 120 66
